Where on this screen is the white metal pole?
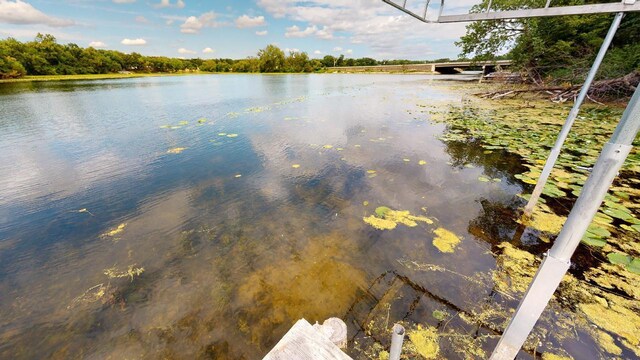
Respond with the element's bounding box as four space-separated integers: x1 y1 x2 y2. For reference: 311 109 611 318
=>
523 12 624 216
389 324 406 360
490 83 640 360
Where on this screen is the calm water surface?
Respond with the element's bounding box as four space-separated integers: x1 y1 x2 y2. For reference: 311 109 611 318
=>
1 74 541 358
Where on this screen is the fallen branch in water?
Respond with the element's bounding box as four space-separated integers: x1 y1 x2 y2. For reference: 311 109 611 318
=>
477 71 640 102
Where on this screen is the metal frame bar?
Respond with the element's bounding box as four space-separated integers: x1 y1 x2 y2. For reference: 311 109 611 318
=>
523 12 624 215
382 0 640 22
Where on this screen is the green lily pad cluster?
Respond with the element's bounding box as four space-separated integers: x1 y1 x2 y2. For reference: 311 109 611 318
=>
430 99 640 262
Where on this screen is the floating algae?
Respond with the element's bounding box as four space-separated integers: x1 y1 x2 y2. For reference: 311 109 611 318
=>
408 324 439 359
518 204 566 234
418 160 427 165
104 265 145 281
579 302 640 349
323 144 333 149
493 242 537 294
432 227 461 253
167 147 187 154
178 120 188 126
541 353 573 360
227 133 238 138
363 206 434 230
102 223 126 237
291 164 301 169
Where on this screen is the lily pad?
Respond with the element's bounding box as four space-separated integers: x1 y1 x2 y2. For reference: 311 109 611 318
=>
432 310 448 321
607 252 632 266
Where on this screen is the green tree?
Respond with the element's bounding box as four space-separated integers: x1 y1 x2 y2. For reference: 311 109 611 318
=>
456 0 640 83
0 56 26 78
284 51 311 72
258 45 285 72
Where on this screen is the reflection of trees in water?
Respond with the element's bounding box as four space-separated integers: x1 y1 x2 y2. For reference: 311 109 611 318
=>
444 137 528 185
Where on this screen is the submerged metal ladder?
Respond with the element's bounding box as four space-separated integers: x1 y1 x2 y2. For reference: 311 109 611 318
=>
381 1 640 359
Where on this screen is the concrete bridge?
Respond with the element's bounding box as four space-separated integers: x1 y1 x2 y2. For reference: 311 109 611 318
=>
329 60 512 75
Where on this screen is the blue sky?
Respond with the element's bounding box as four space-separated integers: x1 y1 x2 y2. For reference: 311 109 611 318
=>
0 0 478 60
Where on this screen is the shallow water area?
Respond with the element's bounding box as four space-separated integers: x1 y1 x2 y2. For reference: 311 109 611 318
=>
0 74 635 359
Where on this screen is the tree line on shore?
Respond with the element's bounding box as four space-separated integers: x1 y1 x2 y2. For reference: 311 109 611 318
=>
458 0 640 88
0 34 459 79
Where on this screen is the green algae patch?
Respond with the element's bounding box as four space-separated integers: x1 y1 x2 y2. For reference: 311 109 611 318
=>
493 242 537 294
518 205 566 234
408 325 439 359
432 227 461 253
541 353 573 360
364 206 434 230
597 330 622 356
579 302 640 347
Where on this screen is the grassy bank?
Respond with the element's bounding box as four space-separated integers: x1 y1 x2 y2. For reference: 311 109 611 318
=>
0 72 210 83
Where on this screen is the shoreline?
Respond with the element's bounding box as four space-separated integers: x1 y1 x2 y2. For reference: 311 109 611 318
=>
0 72 211 84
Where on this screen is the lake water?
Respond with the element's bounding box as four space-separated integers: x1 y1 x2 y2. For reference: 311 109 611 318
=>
0 74 607 359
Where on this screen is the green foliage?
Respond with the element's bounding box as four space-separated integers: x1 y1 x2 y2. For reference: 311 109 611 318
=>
456 0 640 83
258 44 285 72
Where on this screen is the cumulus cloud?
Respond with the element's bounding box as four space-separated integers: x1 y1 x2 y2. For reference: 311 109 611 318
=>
121 38 146 45
180 11 223 34
235 14 265 28
284 24 332 40
178 47 196 54
0 0 74 27
346 49 353 54
112 0 135 3
284 47 300 53
332 46 342 52
135 15 148 23
202 47 214 53
313 50 322 55
154 0 185 9
88 41 106 48
255 30 268 36
257 0 469 59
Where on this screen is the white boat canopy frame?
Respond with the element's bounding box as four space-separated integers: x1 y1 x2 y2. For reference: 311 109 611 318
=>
381 1 640 360
382 0 640 22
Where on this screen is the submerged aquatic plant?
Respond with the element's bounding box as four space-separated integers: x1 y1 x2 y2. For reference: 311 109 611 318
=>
104 265 145 281
167 147 187 154
363 206 434 231
101 223 126 237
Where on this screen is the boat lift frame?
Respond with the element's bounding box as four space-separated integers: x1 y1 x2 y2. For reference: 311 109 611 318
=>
381 1 640 359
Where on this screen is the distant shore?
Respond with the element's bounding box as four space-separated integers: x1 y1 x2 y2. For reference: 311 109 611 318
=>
0 72 209 84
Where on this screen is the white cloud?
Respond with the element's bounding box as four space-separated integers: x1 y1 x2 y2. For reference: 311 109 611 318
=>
257 0 469 59
313 50 322 55
180 11 223 34
346 49 353 54
154 0 185 9
121 38 146 45
235 14 265 29
178 47 196 54
202 47 214 53
112 0 135 3
255 30 268 36
0 0 74 27
135 15 148 23
332 46 342 52
88 41 106 48
285 24 332 40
